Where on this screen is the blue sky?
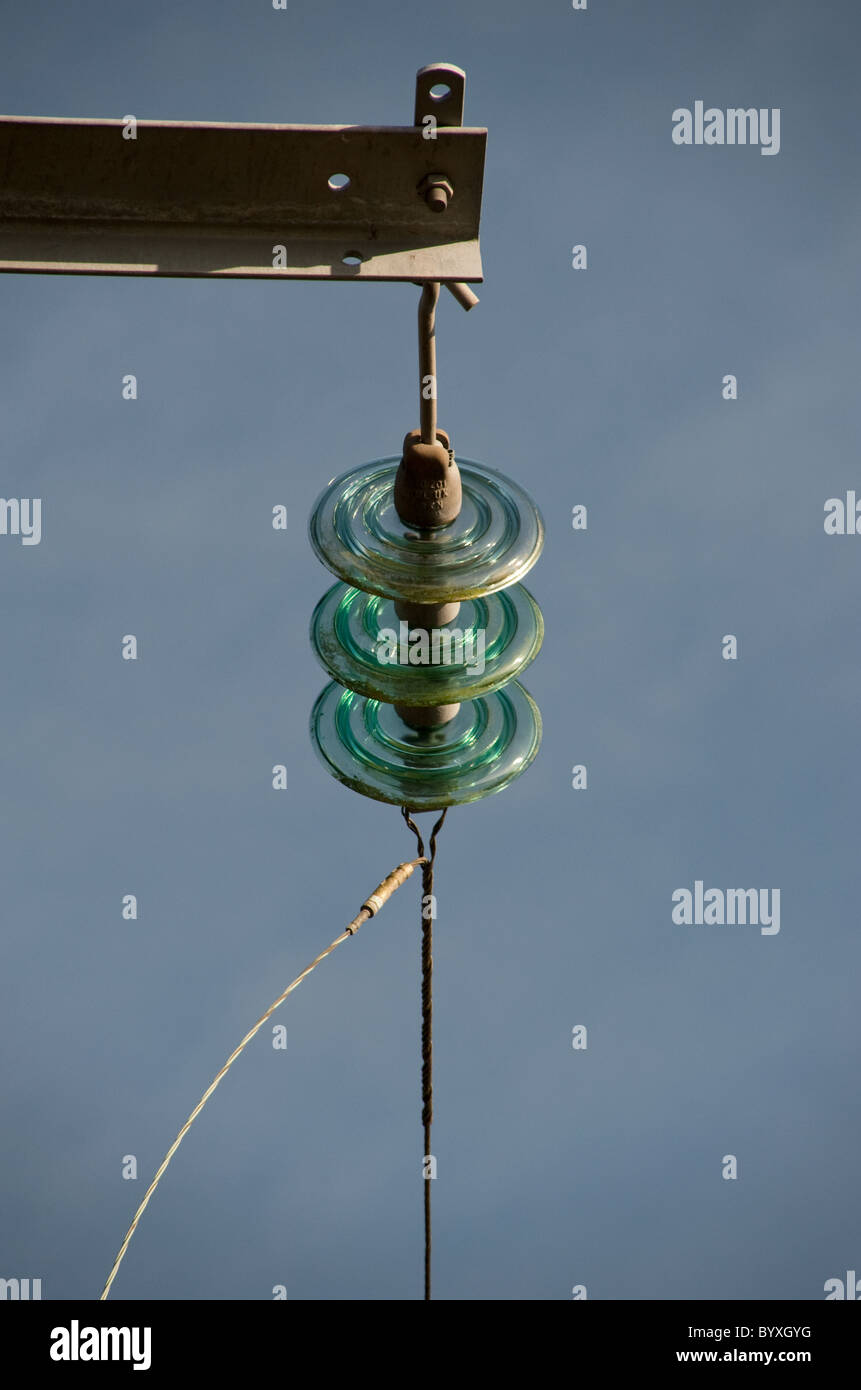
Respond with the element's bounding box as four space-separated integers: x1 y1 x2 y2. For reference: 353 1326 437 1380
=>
1 0 859 1300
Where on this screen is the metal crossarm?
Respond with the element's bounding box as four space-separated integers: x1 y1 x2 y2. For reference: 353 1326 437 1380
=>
0 64 485 282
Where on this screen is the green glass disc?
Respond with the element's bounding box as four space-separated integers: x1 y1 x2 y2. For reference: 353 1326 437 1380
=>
309 457 544 603
310 680 542 809
310 582 544 705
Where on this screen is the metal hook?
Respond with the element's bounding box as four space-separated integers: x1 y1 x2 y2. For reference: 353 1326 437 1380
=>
419 282 441 445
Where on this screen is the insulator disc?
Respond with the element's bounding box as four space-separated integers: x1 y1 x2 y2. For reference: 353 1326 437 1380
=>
310 680 542 809
310 581 544 705
309 457 544 603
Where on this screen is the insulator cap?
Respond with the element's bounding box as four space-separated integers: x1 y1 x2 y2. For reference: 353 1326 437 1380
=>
394 428 462 528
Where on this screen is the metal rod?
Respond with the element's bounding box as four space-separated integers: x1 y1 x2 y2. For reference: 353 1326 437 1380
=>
419 281 440 444
444 281 479 311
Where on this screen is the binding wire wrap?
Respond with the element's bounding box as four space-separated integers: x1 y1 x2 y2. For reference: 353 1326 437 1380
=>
401 805 448 1301
99 855 425 1301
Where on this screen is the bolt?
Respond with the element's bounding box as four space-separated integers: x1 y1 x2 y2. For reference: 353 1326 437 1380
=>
420 174 454 214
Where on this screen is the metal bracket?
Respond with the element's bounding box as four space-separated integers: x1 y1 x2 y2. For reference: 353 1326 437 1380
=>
414 62 466 128
0 64 484 283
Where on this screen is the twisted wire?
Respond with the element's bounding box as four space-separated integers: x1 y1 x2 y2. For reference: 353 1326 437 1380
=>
402 805 448 1300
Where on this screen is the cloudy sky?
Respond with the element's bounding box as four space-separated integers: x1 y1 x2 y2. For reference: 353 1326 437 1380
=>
1 0 859 1300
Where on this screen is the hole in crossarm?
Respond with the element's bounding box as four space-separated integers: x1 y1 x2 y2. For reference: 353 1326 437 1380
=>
429 83 451 100
341 251 364 268
328 173 351 191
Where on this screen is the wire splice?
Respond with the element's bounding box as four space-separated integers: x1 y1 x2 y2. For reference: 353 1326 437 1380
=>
348 858 425 931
